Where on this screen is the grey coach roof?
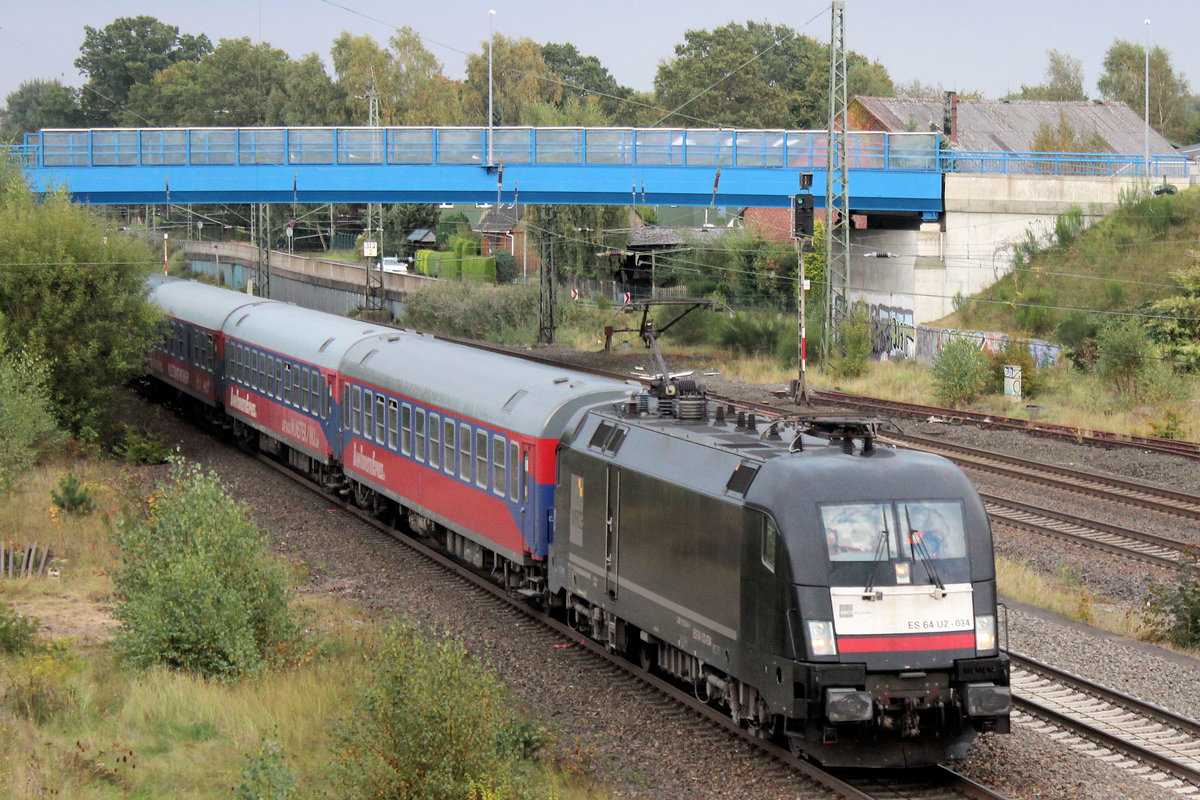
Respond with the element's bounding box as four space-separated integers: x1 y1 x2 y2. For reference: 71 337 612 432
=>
146 274 275 333
341 333 636 438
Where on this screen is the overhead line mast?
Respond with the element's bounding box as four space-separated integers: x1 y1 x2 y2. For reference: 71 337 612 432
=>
824 0 850 360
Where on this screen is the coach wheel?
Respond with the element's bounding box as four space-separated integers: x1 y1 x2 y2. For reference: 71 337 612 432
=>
353 482 372 509
638 640 656 673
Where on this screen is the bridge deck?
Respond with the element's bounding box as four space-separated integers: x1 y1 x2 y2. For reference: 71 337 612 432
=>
12 126 1190 209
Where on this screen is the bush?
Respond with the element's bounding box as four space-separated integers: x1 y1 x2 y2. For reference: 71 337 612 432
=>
932 336 990 407
2 644 76 724
0 603 39 655
111 458 299 679
335 623 544 800
1094 317 1157 398
234 736 296 800
51 474 96 517
112 425 171 465
0 350 65 494
717 312 789 358
402 282 539 342
1143 549 1200 649
826 302 873 379
985 338 1042 399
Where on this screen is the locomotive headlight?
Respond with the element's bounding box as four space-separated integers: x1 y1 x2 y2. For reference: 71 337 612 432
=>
975 614 997 654
807 620 838 657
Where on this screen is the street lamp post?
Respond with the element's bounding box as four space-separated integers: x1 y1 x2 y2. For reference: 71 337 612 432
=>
1144 18 1151 177
488 9 495 166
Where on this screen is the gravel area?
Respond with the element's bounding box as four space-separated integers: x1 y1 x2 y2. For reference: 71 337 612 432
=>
133 340 1200 800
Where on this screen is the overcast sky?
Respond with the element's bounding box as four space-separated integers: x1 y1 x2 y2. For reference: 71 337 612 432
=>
2 0 1194 117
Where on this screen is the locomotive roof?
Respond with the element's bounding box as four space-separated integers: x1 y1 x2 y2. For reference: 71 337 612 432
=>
146 274 274 332
577 403 979 505
222 301 393 370
340 334 637 437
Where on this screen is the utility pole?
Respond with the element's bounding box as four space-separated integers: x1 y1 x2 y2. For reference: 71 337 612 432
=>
363 78 386 318
823 0 850 361
538 206 558 344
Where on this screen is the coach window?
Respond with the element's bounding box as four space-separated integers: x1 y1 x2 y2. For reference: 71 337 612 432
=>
508 441 519 501
267 356 276 396
443 419 455 474
475 430 488 488
429 415 441 469
310 371 319 414
351 386 362 435
375 394 386 443
257 352 265 390
762 517 778 573
363 390 374 440
299 369 309 412
401 404 412 455
415 409 426 462
387 399 398 449
283 364 292 405
341 384 350 428
275 359 284 399
493 435 506 497
206 335 215 369
460 423 472 482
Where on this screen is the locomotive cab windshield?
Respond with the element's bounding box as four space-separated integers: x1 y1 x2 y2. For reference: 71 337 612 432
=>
822 500 970 587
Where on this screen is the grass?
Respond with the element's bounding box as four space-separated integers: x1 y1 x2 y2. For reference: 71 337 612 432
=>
0 459 616 800
996 557 1150 643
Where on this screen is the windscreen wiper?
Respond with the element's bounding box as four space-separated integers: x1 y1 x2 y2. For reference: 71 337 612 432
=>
906 508 946 597
861 529 890 601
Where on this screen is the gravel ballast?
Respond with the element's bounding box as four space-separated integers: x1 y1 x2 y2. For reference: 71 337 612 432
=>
138 346 1200 800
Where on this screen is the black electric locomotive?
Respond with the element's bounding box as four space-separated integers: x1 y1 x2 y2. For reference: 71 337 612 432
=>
549 383 1010 768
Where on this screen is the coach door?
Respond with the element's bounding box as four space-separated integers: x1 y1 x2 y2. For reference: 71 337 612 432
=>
605 466 620 599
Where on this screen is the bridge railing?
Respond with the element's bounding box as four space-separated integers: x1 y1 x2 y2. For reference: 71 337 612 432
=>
941 149 1191 178
25 127 941 171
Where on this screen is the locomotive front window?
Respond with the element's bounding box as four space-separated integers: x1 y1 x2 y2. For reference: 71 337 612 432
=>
898 501 967 561
822 503 893 562
821 500 970 586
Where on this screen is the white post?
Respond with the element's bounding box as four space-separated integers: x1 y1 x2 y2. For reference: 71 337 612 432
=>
488 10 496 166
1144 19 1151 177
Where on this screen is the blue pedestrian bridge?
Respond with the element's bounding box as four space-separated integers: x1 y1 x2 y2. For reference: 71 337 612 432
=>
13 126 1190 213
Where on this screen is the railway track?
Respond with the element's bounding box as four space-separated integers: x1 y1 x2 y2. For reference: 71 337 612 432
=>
892 432 1200 523
243 440 1011 800
811 389 1200 462
1008 650 1200 795
980 492 1192 569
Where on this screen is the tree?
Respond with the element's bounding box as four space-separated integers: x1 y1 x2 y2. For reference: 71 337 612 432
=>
384 204 440 257
74 15 211 125
125 38 293 126
0 350 64 494
463 34 560 126
1031 111 1109 153
1011 50 1086 101
330 29 460 125
653 21 892 129
1098 39 1190 141
932 336 990 407
0 162 162 438
542 42 637 123
653 22 791 127
0 80 84 144
270 53 349 126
